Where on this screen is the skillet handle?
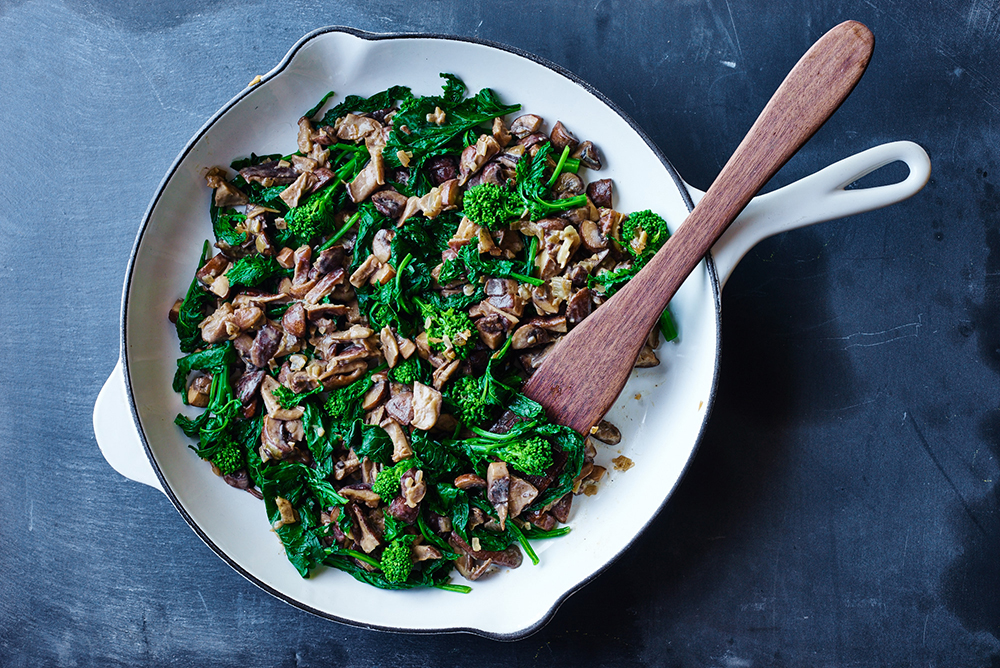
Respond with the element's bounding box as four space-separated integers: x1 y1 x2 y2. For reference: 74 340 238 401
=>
93 359 164 493
702 140 931 288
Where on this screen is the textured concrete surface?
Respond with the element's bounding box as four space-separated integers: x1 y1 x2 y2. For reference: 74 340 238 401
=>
2 0 999 665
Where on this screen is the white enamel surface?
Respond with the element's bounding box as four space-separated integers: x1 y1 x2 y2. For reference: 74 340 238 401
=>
704 140 931 287
96 29 927 637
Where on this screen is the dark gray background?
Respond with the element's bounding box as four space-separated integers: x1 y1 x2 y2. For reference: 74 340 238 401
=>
2 0 997 665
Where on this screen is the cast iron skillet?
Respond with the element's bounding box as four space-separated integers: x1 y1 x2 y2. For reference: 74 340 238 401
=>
93 27 930 639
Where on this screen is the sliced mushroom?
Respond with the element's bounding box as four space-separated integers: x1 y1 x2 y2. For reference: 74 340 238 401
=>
425 155 459 185
565 288 593 325
249 322 283 368
186 374 212 407
454 473 487 491
572 140 603 170
508 476 539 518
381 418 412 462
411 544 443 562
486 461 510 529
234 368 265 405
281 302 307 338
509 114 543 139
199 302 236 344
260 415 295 461
384 390 414 426
511 321 556 350
586 178 613 208
380 326 400 368
401 468 427 509
634 344 660 368
361 379 389 411
340 486 381 508
238 161 298 187
347 503 381 554
411 382 442 430
549 121 579 152
457 135 501 185
591 419 621 445
550 493 573 524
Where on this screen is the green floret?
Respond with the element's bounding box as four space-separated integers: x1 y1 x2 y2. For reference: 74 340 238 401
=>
379 538 413 583
390 356 428 385
211 441 243 475
283 185 339 242
462 183 525 230
324 375 373 421
469 434 554 476
515 142 589 221
446 375 491 427
416 300 477 360
621 209 670 257
372 459 416 500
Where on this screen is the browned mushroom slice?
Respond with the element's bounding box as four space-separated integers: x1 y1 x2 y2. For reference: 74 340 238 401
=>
387 495 420 524
511 321 556 350
260 415 294 461
487 461 510 529
549 121 579 152
384 390 414 426
579 219 608 253
303 268 346 304
369 188 406 219
449 532 523 569
634 344 660 368
454 473 487 491
336 113 383 142
400 468 427 508
196 253 229 285
238 160 299 186
508 476 539 518
281 302 307 338
279 171 316 209
411 544 443 562
333 449 361 481
457 135 501 185
205 167 249 207
296 117 314 154
381 418 413 461
519 342 557 373
466 162 504 188
340 485 381 508
509 114 543 138
260 376 305 420
475 313 511 350
411 382 442 431
523 509 558 531
312 245 346 275
431 359 461 390
276 246 296 269
304 303 348 322
586 178 613 209
453 553 494 581
234 368 265 405
347 155 385 203
199 302 236 344
551 172 585 199
425 155 459 185
361 379 388 411
349 255 382 288
346 504 382 554
187 374 212 407
249 322 282 368
566 288 593 325
592 419 622 445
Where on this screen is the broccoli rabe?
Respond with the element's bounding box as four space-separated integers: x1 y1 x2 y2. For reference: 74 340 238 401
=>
416 299 477 360
372 459 416 500
621 209 670 257
283 184 339 242
446 375 492 427
211 441 243 475
462 183 525 230
468 433 554 476
390 356 428 385
324 375 372 421
516 142 589 221
379 538 414 583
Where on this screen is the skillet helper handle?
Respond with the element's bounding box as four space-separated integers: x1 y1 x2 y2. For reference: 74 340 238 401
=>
710 140 931 287
93 359 164 493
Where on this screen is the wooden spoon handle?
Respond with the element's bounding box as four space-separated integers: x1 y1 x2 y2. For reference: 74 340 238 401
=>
523 21 874 435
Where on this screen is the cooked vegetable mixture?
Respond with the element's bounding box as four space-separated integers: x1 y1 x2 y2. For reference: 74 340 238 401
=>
170 74 675 591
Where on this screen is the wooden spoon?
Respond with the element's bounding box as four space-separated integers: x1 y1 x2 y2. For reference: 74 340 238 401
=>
522 20 874 435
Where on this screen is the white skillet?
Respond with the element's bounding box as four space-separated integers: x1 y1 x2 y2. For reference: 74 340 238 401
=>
92 27 930 639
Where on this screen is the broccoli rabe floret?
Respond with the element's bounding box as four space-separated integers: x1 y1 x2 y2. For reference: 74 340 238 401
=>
379 538 413 583
446 375 491 427
283 185 338 242
324 375 371 420
462 183 525 230
372 459 416 500
416 300 477 360
470 435 553 476
621 209 670 257
390 356 428 385
211 441 243 475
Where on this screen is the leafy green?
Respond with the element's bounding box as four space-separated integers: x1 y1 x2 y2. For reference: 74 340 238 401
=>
372 459 416 499
383 74 520 171
316 85 413 127
211 205 248 247
174 241 213 353
225 254 283 288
